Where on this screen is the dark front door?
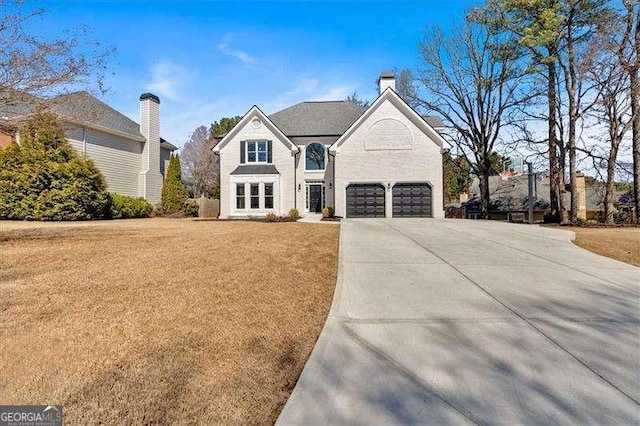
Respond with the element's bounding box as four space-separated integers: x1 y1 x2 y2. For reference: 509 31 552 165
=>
308 184 323 213
392 183 432 217
346 183 386 218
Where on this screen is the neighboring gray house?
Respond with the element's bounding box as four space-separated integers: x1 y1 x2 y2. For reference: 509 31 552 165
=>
213 72 446 218
0 92 176 204
458 173 612 222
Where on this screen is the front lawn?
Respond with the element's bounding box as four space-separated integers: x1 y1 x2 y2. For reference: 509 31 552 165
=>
567 226 640 267
0 219 339 424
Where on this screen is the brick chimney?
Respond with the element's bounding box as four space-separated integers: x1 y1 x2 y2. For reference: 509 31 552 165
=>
139 93 163 204
378 71 395 94
576 172 587 220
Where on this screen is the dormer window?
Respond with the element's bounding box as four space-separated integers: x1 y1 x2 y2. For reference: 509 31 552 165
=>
241 140 272 164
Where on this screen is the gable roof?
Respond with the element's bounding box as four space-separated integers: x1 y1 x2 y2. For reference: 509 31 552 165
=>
329 88 446 153
269 101 366 137
48 92 143 139
0 91 176 150
212 105 298 154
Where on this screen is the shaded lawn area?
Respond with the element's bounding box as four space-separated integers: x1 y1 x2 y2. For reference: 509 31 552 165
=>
0 219 340 424
567 226 640 267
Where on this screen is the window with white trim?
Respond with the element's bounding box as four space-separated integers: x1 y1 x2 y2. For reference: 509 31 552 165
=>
264 183 274 209
250 183 260 209
236 183 245 209
247 140 268 163
305 143 325 171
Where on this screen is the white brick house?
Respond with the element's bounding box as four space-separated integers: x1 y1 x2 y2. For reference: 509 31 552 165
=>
0 92 175 204
213 72 445 219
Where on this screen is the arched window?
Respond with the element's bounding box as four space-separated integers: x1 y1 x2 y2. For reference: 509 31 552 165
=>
305 143 325 171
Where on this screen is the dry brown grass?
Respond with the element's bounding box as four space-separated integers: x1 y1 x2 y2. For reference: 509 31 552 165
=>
0 218 340 424
566 226 640 267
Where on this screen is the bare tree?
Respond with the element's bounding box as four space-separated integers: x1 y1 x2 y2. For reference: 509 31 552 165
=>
0 1 111 109
394 68 420 110
555 0 615 222
615 0 640 222
344 92 370 108
181 125 218 198
588 48 633 223
415 18 530 219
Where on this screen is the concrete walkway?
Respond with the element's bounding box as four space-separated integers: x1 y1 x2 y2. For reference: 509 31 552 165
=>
277 219 640 425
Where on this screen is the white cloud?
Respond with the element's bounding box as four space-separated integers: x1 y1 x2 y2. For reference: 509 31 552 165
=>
310 85 358 101
218 33 255 64
145 61 192 102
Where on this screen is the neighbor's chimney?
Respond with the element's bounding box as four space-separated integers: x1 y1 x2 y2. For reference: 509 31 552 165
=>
140 93 160 174
576 172 587 220
139 93 163 204
378 71 395 94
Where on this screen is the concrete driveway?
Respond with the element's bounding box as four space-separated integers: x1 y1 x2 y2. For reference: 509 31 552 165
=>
277 219 640 425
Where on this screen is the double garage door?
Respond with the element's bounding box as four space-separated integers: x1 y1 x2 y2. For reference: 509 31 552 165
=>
346 183 432 218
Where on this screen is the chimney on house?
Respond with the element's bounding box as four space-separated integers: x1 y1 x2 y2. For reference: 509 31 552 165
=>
576 172 587 220
378 71 395 94
139 93 163 204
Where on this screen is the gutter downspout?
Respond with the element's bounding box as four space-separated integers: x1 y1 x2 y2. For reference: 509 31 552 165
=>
213 150 220 218
82 126 87 158
293 147 301 210
328 150 336 214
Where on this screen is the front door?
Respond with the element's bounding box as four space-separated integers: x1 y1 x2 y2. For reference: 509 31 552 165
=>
306 183 324 213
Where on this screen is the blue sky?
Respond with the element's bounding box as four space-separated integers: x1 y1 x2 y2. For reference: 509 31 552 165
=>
32 1 477 146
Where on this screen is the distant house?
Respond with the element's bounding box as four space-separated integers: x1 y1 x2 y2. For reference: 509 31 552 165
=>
0 92 176 204
452 173 623 222
213 71 446 219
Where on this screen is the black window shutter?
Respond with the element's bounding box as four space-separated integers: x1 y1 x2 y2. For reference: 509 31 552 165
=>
267 140 273 163
240 141 245 164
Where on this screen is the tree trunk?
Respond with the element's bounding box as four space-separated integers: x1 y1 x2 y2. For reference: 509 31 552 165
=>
548 60 563 223
632 69 640 224
604 139 620 224
568 129 578 222
632 4 640 224
567 67 578 223
479 172 491 220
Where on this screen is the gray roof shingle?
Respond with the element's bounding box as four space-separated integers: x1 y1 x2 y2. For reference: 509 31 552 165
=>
268 100 445 137
269 101 367 136
0 91 175 149
466 175 618 212
231 164 279 175
48 92 142 138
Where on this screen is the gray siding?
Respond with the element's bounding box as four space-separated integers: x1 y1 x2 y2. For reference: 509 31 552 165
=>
160 147 172 178
66 125 143 198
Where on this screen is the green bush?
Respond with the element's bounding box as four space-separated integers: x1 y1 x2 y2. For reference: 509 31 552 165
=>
109 193 153 219
161 154 188 214
0 112 109 221
288 208 300 220
322 206 335 218
182 199 199 217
